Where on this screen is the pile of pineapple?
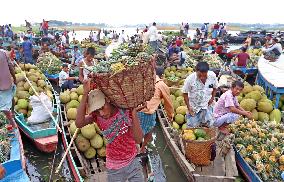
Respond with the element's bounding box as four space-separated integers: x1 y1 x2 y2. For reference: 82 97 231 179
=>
230 118 284 181
0 112 10 163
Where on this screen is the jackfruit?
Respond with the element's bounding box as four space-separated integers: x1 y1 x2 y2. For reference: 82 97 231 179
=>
242 85 253 94
252 85 264 93
257 101 273 113
240 99 256 111
252 109 258 120
258 112 269 122
245 91 262 101
269 109 281 123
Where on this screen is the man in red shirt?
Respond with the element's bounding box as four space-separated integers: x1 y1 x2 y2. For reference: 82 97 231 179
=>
76 80 145 182
235 47 250 67
42 19 49 36
176 37 183 47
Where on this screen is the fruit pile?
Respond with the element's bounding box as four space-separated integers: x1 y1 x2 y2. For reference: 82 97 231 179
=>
60 86 106 159
163 66 193 87
237 83 282 123
230 118 284 181
182 128 210 141
168 88 188 130
37 52 62 75
92 43 153 74
202 54 223 69
0 112 10 163
14 64 53 117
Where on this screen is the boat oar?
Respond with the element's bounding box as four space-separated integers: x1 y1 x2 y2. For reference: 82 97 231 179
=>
14 62 62 133
55 128 79 173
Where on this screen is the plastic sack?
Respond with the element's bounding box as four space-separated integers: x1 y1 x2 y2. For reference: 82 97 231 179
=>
27 92 53 125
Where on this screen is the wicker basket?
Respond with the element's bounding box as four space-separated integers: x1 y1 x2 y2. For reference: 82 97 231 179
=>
182 127 217 166
92 58 156 108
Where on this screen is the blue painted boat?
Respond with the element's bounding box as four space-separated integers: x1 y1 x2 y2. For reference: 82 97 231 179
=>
0 128 30 182
234 146 263 182
14 80 60 153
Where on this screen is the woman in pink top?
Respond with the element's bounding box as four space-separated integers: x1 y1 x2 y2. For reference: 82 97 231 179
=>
76 80 144 182
213 81 252 133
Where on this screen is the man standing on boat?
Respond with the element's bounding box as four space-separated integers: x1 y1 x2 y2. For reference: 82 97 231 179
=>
182 62 218 127
138 67 174 153
76 80 145 182
0 50 16 127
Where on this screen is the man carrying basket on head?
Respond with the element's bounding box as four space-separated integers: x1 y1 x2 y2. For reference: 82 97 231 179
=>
76 80 145 182
182 62 218 127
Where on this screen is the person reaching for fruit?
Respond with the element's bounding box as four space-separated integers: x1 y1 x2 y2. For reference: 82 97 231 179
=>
182 62 218 127
137 66 174 153
75 79 145 182
213 81 253 134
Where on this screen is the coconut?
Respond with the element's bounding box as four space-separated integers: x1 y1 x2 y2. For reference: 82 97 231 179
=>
84 147 96 159
90 134 104 149
81 124 96 139
75 134 90 152
67 108 77 120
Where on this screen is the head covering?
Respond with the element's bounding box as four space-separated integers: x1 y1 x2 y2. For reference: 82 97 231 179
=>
88 89 106 113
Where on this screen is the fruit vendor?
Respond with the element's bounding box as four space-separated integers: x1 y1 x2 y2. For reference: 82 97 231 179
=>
138 67 174 153
0 50 16 127
59 64 78 90
182 62 218 127
213 81 252 132
234 47 250 67
263 38 282 62
21 36 34 64
76 80 145 182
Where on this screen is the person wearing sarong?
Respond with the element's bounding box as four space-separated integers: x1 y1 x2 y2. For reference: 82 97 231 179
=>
138 67 174 153
182 62 218 127
213 81 252 133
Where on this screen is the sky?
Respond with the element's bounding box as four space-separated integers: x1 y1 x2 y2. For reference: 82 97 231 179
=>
1 0 284 26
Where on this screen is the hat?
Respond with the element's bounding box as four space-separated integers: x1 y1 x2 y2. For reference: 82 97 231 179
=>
88 89 106 113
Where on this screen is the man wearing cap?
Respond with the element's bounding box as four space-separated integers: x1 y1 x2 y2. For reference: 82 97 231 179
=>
59 64 78 90
76 81 145 182
137 67 174 153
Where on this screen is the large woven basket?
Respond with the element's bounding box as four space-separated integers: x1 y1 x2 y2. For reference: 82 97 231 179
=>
93 58 156 108
182 127 217 166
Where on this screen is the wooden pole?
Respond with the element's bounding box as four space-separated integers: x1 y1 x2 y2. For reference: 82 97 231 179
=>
55 128 79 173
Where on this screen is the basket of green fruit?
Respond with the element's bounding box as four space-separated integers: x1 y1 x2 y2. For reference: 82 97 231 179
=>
181 127 217 166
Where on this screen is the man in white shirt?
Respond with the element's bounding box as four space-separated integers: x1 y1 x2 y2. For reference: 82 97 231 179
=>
118 30 127 43
92 32 98 43
59 64 78 90
61 34 67 45
263 38 283 61
148 22 158 51
182 62 218 127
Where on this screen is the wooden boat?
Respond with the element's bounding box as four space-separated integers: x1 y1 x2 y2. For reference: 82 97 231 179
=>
157 106 239 182
234 146 262 182
14 81 60 153
0 126 30 182
59 104 155 182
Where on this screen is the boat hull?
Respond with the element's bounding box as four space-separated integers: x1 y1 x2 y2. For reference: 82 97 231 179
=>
0 127 29 182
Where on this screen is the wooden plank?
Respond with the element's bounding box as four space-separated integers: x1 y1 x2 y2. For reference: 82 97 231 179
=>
194 174 235 182
225 148 239 177
97 158 107 172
